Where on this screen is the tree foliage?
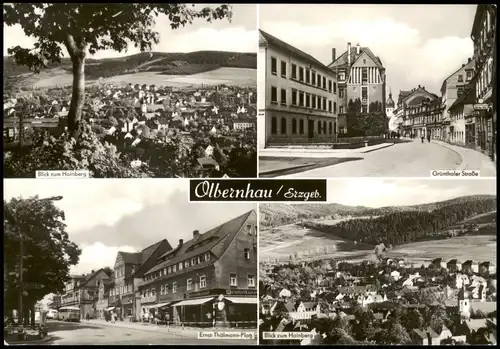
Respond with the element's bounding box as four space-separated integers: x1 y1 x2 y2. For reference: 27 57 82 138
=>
4 196 81 318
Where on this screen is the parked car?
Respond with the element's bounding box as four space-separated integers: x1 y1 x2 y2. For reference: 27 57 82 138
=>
46 309 58 320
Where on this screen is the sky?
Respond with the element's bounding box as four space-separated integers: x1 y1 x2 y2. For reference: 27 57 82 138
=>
3 179 256 274
259 4 477 97
327 179 496 207
3 4 257 59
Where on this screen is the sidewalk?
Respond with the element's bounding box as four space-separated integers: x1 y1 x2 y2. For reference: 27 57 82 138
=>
259 142 394 159
87 319 256 338
433 140 496 177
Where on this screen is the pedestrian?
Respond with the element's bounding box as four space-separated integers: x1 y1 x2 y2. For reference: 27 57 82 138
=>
427 133 431 143
86 313 90 321
420 134 424 143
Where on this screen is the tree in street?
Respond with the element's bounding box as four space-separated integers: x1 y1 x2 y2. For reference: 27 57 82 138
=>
4 196 81 325
4 3 233 139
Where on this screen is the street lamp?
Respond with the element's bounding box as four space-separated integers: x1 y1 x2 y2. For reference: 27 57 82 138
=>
12 196 64 327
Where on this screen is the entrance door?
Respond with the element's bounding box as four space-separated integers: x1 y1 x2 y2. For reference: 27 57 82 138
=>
308 120 314 138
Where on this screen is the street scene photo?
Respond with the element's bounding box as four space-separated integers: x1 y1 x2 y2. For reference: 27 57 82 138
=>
3 3 258 178
257 4 496 178
4 179 258 345
259 178 497 345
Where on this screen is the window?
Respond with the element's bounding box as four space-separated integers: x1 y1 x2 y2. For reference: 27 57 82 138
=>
244 248 251 260
205 252 211 261
271 117 277 134
323 97 327 110
151 288 155 296
328 100 332 112
329 122 333 134
248 274 255 287
168 266 172 274
305 68 310 84
280 118 287 134
338 71 346 81
200 275 206 288
339 89 344 98
323 121 327 134
172 282 177 293
299 67 304 81
306 93 311 108
280 89 287 105
197 256 201 264
362 67 368 83
334 102 337 114
312 95 317 109
299 92 304 107
291 64 297 79
457 86 464 98
280 61 287 77
299 119 304 134
178 262 183 271
230 273 237 286
160 285 165 295
187 278 192 291
328 80 332 93
333 82 337 94
172 264 177 272
458 74 463 83
311 71 316 85
322 76 327 89
362 87 368 100
163 268 167 275
184 261 189 269
164 284 168 294
271 86 278 103
466 70 472 80
317 73 321 87
292 118 297 134
291 89 297 105
317 120 322 134
271 57 277 75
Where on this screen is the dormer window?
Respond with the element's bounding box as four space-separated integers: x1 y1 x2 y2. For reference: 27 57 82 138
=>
191 257 196 266
172 264 177 273
244 249 250 260
205 252 211 261
184 261 189 268
178 262 183 271
168 266 172 274
197 256 202 264
163 268 167 275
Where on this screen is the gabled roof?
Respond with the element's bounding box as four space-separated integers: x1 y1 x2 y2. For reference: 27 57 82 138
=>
83 268 109 284
259 30 330 71
449 77 477 111
144 210 255 276
328 45 383 69
413 327 439 339
118 239 171 278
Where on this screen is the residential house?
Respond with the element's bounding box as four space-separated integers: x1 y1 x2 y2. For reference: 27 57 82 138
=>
95 278 112 319
136 210 258 327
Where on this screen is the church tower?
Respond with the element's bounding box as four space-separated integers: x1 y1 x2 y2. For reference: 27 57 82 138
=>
458 285 471 322
385 88 395 118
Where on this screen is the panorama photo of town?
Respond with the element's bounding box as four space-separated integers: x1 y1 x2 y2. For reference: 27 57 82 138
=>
3 3 258 178
259 179 497 345
4 180 258 345
258 4 496 178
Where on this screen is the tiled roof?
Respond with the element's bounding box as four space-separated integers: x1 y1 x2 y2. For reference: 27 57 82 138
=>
144 210 254 275
328 46 383 69
259 30 330 71
408 96 429 106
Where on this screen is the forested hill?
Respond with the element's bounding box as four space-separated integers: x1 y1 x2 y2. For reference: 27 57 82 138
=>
260 195 495 228
3 51 257 79
302 195 496 246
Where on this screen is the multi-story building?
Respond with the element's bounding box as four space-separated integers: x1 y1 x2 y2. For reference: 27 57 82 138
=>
61 269 110 319
328 42 387 136
109 240 172 320
449 80 477 146
470 4 496 160
440 58 475 142
95 278 112 319
137 210 258 327
258 30 339 148
398 86 440 138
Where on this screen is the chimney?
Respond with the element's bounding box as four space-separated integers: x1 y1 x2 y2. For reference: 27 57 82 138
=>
193 230 200 239
347 42 351 66
356 43 360 55
468 57 472 63
179 239 184 246
462 64 465 68
331 48 336 62
418 85 421 88
91 270 94 274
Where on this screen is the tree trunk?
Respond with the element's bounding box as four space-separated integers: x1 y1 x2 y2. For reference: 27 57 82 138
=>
68 57 86 139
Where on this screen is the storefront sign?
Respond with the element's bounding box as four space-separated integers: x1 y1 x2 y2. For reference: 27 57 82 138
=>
187 288 257 299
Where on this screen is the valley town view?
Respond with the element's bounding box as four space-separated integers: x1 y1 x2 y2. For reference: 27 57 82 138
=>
259 180 497 345
3 3 257 178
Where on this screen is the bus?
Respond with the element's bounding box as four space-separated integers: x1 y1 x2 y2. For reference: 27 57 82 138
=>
58 307 81 322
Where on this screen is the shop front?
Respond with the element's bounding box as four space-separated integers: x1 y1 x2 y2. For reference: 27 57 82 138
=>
173 289 258 328
121 295 134 320
465 115 477 147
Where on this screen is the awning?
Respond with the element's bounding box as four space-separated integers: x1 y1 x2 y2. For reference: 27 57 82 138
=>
224 297 258 304
106 307 115 311
174 297 214 307
152 302 171 309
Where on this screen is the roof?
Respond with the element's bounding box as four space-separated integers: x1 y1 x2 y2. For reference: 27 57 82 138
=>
144 210 254 276
449 78 477 111
259 29 331 72
386 93 395 108
328 45 383 69
413 327 439 339
464 318 489 332
408 96 430 106
197 157 219 167
118 239 170 277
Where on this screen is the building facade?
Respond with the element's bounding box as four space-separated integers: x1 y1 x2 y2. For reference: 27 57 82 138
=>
95 278 112 319
328 42 387 136
258 30 339 147
108 240 172 320
449 80 477 146
440 58 475 142
470 4 496 160
137 210 258 328
399 86 440 138
60 269 111 319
